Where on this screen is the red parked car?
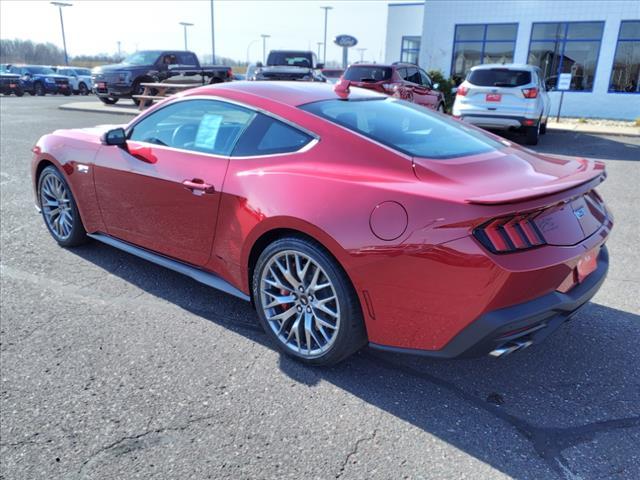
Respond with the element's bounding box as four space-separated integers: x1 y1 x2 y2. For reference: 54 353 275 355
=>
32 82 611 365
342 62 446 112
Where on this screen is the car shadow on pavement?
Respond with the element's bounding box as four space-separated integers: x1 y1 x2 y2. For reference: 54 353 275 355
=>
500 130 640 162
70 242 640 480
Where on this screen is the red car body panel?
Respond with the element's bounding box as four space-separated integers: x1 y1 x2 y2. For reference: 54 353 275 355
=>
31 82 612 354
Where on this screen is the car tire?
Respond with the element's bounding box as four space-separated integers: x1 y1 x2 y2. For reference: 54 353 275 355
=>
63 89 71 96
253 237 367 366
34 82 45 96
98 96 119 105
540 120 547 135
525 123 540 145
37 166 88 247
14 86 24 97
78 82 88 95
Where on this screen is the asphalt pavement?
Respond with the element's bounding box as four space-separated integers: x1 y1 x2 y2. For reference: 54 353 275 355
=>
1 95 639 480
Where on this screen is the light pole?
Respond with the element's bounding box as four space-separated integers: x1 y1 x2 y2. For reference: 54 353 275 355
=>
210 0 216 64
246 39 258 63
117 41 121 59
317 42 323 61
260 34 270 64
50 2 72 65
320 6 332 64
179 22 194 50
356 48 366 62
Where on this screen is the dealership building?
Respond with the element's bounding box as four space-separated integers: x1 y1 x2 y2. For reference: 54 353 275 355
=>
385 1 639 119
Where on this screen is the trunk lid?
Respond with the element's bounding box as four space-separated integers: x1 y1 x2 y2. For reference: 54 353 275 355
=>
412 146 606 205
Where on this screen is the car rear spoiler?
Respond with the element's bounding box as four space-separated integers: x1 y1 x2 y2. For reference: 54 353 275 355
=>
465 171 606 205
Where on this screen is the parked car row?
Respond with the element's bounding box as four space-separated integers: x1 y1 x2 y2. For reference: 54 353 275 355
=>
0 63 93 96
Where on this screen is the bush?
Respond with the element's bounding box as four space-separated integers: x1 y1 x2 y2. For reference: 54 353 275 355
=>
427 70 456 112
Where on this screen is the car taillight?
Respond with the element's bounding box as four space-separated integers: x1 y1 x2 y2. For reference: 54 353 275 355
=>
227 68 233 78
382 83 398 93
522 87 538 98
456 85 469 96
474 211 546 254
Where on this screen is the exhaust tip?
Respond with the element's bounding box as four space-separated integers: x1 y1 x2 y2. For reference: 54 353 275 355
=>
489 340 533 358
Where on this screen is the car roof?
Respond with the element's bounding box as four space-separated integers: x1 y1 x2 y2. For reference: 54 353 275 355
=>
186 81 383 107
470 63 538 71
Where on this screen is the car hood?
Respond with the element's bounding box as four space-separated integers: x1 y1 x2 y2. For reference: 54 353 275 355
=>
413 145 605 205
1 73 20 79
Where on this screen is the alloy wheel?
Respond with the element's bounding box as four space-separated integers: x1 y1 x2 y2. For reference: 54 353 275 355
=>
260 250 340 358
40 173 74 240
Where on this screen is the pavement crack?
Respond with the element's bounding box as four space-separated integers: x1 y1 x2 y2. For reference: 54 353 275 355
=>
335 429 378 478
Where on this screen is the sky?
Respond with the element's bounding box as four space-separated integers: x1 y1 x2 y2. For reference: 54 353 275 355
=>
0 0 401 64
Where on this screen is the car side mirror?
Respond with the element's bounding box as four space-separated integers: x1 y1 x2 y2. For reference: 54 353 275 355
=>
433 82 440 90
101 128 127 147
256 62 263 68
316 63 324 69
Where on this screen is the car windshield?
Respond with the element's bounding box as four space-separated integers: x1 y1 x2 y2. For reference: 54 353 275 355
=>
267 52 313 67
343 66 392 82
75 68 91 75
467 68 532 87
122 51 161 66
300 98 504 159
26 67 56 75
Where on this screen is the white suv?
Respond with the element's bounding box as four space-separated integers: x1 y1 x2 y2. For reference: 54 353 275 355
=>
55 67 93 95
452 64 550 145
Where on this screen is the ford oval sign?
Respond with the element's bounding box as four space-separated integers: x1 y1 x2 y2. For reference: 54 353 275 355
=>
334 34 358 48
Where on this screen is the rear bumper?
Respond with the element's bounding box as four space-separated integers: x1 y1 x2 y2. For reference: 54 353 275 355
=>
370 245 609 359
459 114 538 130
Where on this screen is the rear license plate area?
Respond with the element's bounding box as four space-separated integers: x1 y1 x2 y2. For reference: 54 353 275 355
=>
486 93 502 102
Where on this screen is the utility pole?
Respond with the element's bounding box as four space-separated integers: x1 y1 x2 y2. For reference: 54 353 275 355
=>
320 6 332 64
260 34 270 64
117 41 121 59
210 0 216 64
50 2 72 65
179 22 194 50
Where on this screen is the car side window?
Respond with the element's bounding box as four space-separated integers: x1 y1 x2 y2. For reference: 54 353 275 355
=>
178 53 198 67
405 67 421 85
232 113 313 157
419 69 432 88
129 99 255 156
397 68 407 81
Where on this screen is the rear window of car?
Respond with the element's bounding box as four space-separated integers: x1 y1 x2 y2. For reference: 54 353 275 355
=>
467 69 532 87
343 66 392 82
300 98 503 159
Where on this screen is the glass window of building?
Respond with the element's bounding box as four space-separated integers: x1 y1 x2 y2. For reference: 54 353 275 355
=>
451 24 517 83
609 20 640 93
528 22 604 91
401 36 421 64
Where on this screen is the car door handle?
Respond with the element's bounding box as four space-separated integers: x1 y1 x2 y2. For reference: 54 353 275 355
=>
183 178 215 194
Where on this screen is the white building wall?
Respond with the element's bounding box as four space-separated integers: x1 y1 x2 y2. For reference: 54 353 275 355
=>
385 2 424 64
414 0 640 119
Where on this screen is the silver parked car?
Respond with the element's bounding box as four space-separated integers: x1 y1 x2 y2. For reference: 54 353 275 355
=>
54 66 93 95
452 64 550 145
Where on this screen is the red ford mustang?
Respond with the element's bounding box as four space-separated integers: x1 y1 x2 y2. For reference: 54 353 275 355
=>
31 81 612 365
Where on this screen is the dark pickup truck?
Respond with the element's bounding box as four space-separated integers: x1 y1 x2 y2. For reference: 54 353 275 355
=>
253 50 325 82
92 50 232 105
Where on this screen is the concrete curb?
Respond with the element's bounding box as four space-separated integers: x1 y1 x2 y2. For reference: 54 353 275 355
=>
59 101 138 116
547 122 639 137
